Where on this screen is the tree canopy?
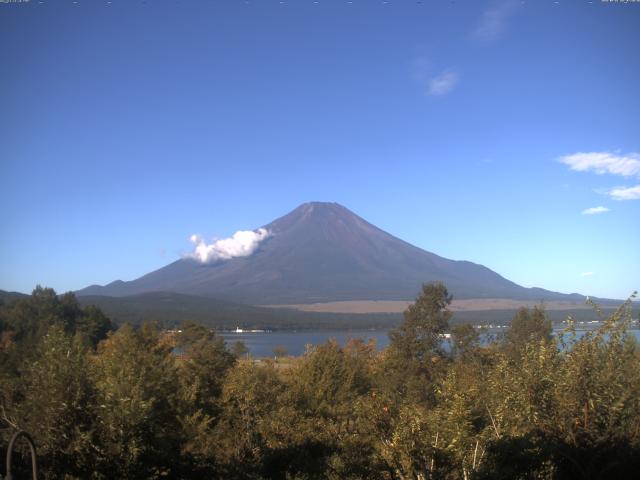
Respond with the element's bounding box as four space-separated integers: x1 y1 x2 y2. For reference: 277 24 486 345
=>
1 286 639 479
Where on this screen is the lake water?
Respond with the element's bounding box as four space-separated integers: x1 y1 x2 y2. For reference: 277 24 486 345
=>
221 330 390 357
220 328 640 358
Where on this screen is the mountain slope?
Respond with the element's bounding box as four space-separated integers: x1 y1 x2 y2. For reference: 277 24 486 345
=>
0 289 28 304
77 202 584 304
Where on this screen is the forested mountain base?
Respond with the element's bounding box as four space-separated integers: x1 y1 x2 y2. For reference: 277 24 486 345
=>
1 285 639 479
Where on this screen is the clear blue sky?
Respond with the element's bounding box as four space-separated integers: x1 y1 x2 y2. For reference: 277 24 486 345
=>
1 0 638 300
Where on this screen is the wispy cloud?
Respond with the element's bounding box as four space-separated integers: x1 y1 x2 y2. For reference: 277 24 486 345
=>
582 206 610 215
608 185 640 201
472 0 519 44
185 228 271 264
427 69 459 96
559 152 640 177
412 58 459 97
581 272 594 277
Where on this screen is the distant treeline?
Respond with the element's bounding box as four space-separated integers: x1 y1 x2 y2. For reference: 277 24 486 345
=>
73 294 630 331
451 307 625 327
3 288 626 332
1 284 639 479
76 292 404 331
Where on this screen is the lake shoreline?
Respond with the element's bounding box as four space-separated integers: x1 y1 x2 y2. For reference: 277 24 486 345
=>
218 327 640 358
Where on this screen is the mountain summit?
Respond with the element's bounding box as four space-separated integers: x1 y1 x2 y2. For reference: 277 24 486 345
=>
78 202 580 304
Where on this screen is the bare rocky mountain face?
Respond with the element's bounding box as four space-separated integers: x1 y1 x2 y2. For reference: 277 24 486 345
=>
77 202 584 305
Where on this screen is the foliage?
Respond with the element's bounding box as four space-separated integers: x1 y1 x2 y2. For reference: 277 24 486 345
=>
383 282 452 403
91 323 182 478
5 326 98 479
450 323 481 360
0 286 113 350
1 286 639 479
503 305 553 358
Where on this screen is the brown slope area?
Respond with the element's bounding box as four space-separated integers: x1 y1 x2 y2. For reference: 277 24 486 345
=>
263 299 595 314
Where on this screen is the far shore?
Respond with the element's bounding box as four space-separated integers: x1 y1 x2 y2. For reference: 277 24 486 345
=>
261 298 609 314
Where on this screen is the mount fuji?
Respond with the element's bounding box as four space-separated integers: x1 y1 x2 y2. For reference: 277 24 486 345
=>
77 202 583 305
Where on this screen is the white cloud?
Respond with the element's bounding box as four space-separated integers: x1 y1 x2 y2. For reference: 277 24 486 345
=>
581 206 610 215
608 184 640 201
559 151 640 201
427 69 459 96
472 0 519 44
559 152 640 177
581 272 594 277
186 228 271 263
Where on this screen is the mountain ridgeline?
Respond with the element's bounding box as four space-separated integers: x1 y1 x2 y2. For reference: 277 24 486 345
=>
77 202 584 305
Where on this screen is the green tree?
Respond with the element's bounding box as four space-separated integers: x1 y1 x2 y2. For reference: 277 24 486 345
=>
290 339 371 420
176 322 235 409
504 305 552 357
76 304 114 347
479 298 640 479
6 325 98 479
214 361 289 478
231 340 248 358
2 286 64 345
174 321 236 473
0 286 112 349
389 282 452 360
549 298 640 478
92 324 181 479
450 323 480 360
382 282 452 403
